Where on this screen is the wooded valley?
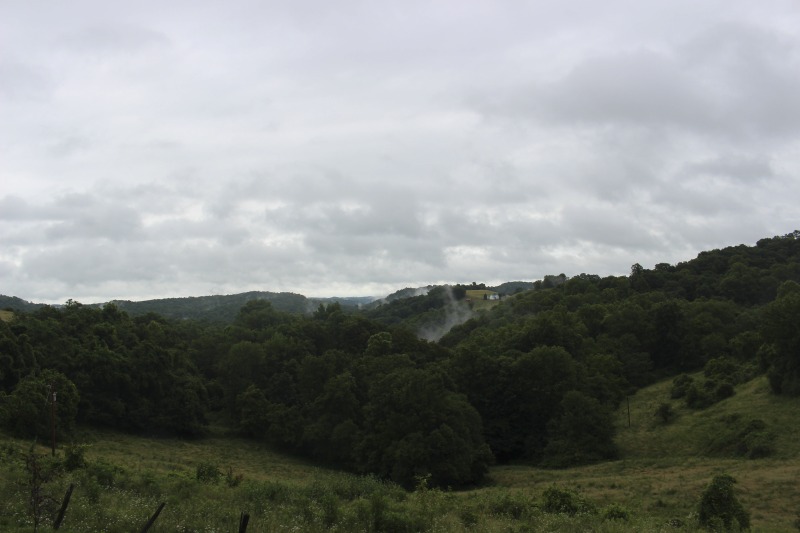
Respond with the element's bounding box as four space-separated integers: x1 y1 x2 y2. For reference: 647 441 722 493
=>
1 232 799 530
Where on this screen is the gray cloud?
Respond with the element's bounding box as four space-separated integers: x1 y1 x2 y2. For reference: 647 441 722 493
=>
56 24 170 54
0 62 53 101
686 155 774 184
480 21 800 141
1 0 799 303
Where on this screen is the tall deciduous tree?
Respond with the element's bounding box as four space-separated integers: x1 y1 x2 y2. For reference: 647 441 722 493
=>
542 390 617 467
358 367 492 488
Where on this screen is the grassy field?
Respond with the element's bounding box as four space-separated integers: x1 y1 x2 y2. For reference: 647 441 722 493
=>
490 374 800 531
2 375 798 531
0 309 14 322
465 290 502 312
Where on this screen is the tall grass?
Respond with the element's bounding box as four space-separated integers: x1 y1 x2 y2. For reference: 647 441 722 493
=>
0 434 691 532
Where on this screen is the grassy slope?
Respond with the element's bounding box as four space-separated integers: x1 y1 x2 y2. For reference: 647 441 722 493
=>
76 428 331 484
489 375 800 532
2 375 798 531
0 309 13 322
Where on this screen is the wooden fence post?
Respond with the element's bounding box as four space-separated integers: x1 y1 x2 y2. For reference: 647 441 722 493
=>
140 502 166 533
52 483 75 530
238 511 250 532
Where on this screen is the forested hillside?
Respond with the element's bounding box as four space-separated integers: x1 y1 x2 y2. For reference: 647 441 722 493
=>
0 295 43 313
1 232 799 489
0 292 377 322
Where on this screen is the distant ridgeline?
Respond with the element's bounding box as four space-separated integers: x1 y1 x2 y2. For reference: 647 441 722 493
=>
0 294 43 313
105 292 377 321
0 291 376 322
1 283 536 324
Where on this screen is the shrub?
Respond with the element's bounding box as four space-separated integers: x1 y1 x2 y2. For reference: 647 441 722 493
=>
79 474 102 504
685 383 713 409
86 460 119 487
714 381 736 402
655 402 674 423
602 503 630 521
671 374 694 399
225 465 243 487
318 491 340 528
486 491 534 519
541 485 593 516
736 419 774 459
742 431 774 459
705 417 774 460
704 357 741 383
459 505 480 527
62 442 89 471
195 461 222 484
698 474 750 531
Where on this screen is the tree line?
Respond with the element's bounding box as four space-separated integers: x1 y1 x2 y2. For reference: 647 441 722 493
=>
1 232 799 487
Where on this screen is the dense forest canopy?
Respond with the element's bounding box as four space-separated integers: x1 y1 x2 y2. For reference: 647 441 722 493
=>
1 232 799 487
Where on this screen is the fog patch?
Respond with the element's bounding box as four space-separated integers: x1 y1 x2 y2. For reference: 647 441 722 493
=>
418 286 475 342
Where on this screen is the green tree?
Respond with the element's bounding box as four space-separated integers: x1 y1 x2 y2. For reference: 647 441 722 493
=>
301 371 362 462
358 367 492 488
234 299 283 331
648 300 685 369
762 282 800 395
698 474 750 531
542 390 617 467
1 369 79 440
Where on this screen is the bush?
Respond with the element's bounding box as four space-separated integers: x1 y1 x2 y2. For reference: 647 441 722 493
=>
698 474 750 531
742 431 774 459
79 473 102 503
671 374 694 399
736 419 774 459
602 503 630 521
704 357 740 382
655 402 674 423
714 381 736 402
685 383 713 409
62 442 89 471
195 461 222 484
486 491 534 519
86 460 120 487
704 417 774 460
318 491 340 528
541 485 594 516
225 465 243 487
458 505 480 527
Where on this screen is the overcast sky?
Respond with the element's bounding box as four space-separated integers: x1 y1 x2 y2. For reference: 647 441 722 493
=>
2 1 800 304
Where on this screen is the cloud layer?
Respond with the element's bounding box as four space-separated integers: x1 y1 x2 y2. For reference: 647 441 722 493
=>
2 1 799 303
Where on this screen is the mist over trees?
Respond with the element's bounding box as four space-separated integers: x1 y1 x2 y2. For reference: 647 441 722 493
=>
1 232 799 487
